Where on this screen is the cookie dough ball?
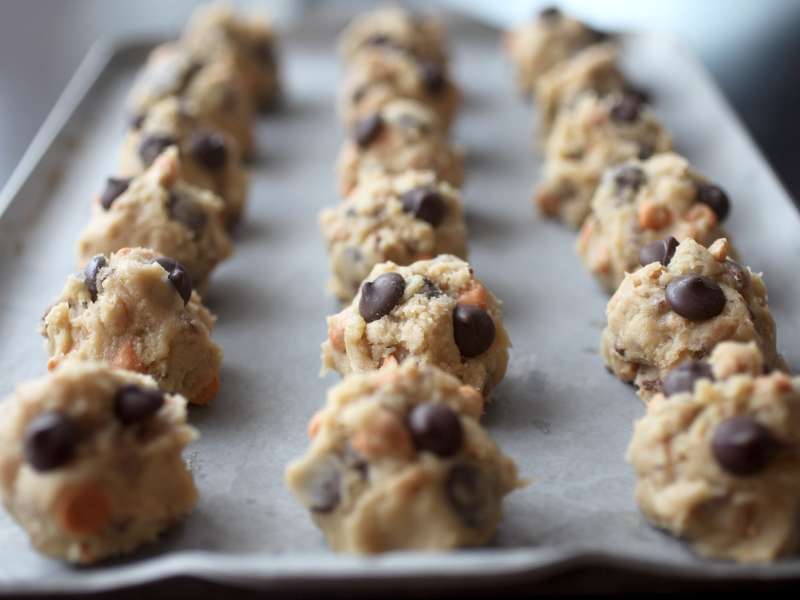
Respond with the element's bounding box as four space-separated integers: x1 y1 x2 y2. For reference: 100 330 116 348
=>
534 42 626 142
576 153 734 293
76 148 234 294
118 97 248 226
335 98 465 196
39 247 224 406
319 170 468 302
127 44 255 158
536 91 672 227
601 238 787 401
286 360 520 553
628 342 800 563
0 360 198 564
337 6 447 67
503 8 605 97
321 255 511 401
337 45 460 132
181 2 281 110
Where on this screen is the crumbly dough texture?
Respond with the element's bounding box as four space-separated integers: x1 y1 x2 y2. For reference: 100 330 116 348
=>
534 43 626 142
536 92 672 227
576 153 733 293
77 148 234 293
628 342 800 563
39 247 224 406
335 98 465 196
337 5 447 67
127 43 255 158
503 11 600 96
321 255 511 400
181 2 281 110
0 360 198 564
118 97 248 226
286 360 520 553
601 238 787 401
319 170 468 302
337 45 460 132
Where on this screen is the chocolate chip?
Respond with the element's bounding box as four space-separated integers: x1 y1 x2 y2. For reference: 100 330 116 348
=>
100 177 132 210
114 384 165 425
150 257 193 305
308 458 341 513
253 41 274 63
407 403 463 457
24 412 77 472
359 272 405 322
724 260 748 288
445 463 488 527
539 7 561 20
423 277 442 298
365 33 391 46
189 129 228 169
639 237 678 267
168 192 207 230
662 361 714 397
696 183 730 222
354 114 382 148
611 93 643 123
83 255 107 302
637 143 654 160
614 166 645 191
138 133 176 168
665 275 726 321
453 305 496 357
712 416 775 476
400 187 446 227
418 60 445 95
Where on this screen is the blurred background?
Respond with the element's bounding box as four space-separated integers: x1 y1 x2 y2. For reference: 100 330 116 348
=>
1 0 799 200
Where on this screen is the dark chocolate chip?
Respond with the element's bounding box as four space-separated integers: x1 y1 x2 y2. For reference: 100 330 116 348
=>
189 129 228 169
83 255 107 302
253 41 274 63
400 187 446 227
638 236 679 267
418 60 445 95
614 165 645 191
665 275 726 321
114 383 165 425
354 114 383 148
309 458 341 513
696 183 730 222
359 272 405 322
423 277 443 298
100 177 132 210
637 143 654 160
588 27 611 44
407 402 463 457
23 412 77 472
138 133 176 168
445 463 488 527
712 415 775 476
365 33 391 46
539 7 561 20
662 361 714 397
453 305 496 358
625 87 650 105
611 92 644 123
167 192 207 231
724 259 748 288
150 257 193 305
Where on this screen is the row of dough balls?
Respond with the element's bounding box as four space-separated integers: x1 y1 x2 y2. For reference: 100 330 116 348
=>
507 9 799 563
0 3 281 564
286 8 521 554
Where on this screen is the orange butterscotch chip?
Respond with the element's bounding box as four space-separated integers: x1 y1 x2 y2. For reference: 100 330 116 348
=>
456 284 487 310
458 385 484 420
308 410 324 439
111 340 147 374
638 199 673 230
56 484 111 536
192 371 220 406
328 314 347 354
353 406 413 461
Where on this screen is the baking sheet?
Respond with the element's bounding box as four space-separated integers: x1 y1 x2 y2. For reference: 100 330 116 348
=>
1 2 800 595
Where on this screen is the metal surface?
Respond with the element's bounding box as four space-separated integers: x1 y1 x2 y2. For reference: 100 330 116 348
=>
1 4 800 595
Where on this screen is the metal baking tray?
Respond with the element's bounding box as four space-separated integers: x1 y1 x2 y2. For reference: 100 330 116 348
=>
2 3 800 596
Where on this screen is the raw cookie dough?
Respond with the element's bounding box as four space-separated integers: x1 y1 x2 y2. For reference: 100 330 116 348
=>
118 97 248 226
127 43 256 158
286 360 520 553
335 98 464 197
628 342 800 563
601 238 787 401
181 2 281 110
576 152 733 293
0 360 198 564
39 247 225 406
536 91 672 227
503 8 605 97
534 42 626 142
337 44 460 132
76 147 234 294
319 170 468 302
337 5 447 67
321 255 511 401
